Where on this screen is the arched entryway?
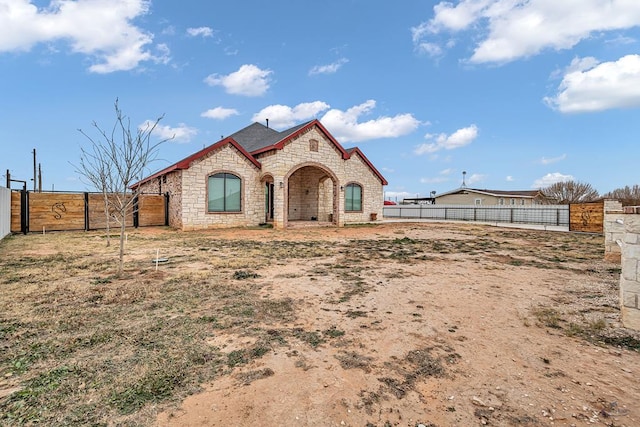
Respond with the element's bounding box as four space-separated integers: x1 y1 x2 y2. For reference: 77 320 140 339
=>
284 163 338 227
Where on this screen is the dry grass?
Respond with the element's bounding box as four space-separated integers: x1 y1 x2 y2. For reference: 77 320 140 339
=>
0 224 637 426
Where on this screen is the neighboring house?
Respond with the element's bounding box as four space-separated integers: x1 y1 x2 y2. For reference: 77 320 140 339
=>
133 120 387 230
434 188 552 206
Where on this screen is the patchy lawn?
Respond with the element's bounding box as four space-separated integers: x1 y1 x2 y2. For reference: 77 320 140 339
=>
0 223 638 426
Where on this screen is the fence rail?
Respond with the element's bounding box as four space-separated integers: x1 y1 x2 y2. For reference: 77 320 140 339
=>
383 204 570 227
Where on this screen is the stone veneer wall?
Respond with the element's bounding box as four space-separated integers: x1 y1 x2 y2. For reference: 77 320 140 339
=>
620 207 640 330
342 152 384 224
604 200 624 262
255 126 384 228
139 124 385 230
180 145 262 230
287 167 326 221
318 178 333 222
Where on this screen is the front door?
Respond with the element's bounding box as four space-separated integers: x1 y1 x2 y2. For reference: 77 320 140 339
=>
265 182 274 222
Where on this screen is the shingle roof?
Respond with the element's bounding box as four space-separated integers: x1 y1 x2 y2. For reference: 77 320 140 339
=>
436 188 544 198
229 121 313 153
132 120 388 188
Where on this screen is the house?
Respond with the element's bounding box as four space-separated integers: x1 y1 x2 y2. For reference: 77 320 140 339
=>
434 188 551 206
133 120 387 230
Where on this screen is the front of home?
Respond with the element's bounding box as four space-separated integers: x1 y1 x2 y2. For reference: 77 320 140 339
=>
434 188 552 206
134 120 387 230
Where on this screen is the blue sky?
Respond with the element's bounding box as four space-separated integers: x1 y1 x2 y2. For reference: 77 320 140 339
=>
1 0 639 200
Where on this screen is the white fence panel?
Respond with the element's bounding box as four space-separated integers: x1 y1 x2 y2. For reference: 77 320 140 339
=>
0 186 10 240
383 204 569 227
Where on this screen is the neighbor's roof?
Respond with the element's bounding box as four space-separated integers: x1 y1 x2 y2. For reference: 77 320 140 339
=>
435 188 545 198
133 120 388 187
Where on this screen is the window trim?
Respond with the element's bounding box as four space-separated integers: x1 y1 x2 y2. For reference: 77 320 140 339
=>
206 171 243 214
344 182 363 212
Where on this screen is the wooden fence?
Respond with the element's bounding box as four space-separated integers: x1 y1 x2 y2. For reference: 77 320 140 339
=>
10 191 168 234
569 201 604 233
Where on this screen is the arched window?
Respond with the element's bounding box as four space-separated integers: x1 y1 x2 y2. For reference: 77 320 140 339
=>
345 183 362 212
208 173 241 212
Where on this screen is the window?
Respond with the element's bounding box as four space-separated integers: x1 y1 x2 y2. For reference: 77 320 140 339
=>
520 199 525 205
475 198 482 205
345 183 362 211
208 173 241 212
510 198 515 205
498 198 504 205
309 139 318 152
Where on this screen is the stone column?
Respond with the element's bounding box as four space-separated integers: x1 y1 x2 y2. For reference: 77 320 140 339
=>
604 200 624 262
620 207 640 330
273 179 285 229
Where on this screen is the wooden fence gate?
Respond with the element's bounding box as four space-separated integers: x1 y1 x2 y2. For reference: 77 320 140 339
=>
10 191 168 234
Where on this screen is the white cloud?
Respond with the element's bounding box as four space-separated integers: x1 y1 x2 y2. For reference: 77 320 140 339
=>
506 175 514 182
320 100 421 143
415 124 478 155
532 172 574 189
252 102 331 129
419 169 454 184
420 176 449 184
251 100 420 142
0 0 163 73
413 1 640 64
415 42 443 57
201 107 239 120
467 173 486 185
540 154 567 165
224 46 238 56
544 55 640 113
309 58 349 75
204 64 272 96
140 121 198 143
186 26 213 38
381 167 395 173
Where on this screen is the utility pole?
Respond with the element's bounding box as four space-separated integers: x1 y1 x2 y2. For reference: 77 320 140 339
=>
38 163 42 192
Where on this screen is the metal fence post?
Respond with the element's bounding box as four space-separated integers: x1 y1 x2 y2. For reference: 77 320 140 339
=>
20 189 28 234
84 192 90 231
133 195 139 228
164 192 170 226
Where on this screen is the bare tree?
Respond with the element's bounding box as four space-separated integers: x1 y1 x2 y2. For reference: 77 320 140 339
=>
75 99 172 276
603 184 640 206
542 180 599 204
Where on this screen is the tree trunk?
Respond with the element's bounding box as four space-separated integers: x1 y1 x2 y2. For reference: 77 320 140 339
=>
118 216 126 276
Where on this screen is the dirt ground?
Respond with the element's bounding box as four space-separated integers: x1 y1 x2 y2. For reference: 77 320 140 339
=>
157 222 638 427
1 221 639 427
